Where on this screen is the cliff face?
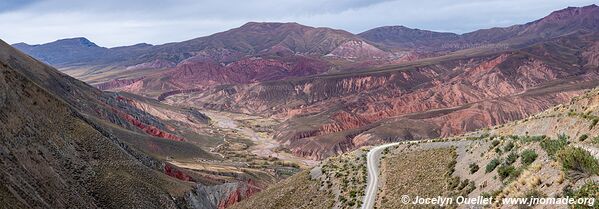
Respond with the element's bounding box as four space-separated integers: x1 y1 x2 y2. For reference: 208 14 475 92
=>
169 32 599 160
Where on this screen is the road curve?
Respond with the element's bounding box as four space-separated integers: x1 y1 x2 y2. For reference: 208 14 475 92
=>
361 141 419 209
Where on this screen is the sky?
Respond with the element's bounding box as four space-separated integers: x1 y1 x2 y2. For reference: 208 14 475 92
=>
0 0 596 47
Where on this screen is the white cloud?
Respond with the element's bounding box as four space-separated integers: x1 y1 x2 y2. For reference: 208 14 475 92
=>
0 0 596 47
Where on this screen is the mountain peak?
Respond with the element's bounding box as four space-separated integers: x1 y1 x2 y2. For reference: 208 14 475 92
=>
53 37 99 48
541 4 599 22
237 22 310 31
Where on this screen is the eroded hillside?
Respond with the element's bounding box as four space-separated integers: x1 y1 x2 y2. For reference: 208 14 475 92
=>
168 31 599 160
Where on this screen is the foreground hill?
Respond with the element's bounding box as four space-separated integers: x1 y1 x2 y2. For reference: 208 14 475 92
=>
0 39 193 208
0 39 300 208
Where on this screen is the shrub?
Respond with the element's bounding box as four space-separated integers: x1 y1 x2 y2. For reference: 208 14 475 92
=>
503 142 515 152
497 165 516 180
491 140 500 147
520 149 538 165
593 136 599 145
540 136 568 158
590 118 599 129
564 181 599 205
579 134 589 141
495 147 502 154
486 158 501 173
469 163 480 174
447 176 460 190
556 147 599 176
505 152 518 165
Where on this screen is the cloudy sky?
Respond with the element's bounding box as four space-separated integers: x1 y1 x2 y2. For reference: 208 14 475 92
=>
0 0 595 47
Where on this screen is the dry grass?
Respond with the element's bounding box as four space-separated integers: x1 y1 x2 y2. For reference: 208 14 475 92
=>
229 171 335 209
377 148 456 209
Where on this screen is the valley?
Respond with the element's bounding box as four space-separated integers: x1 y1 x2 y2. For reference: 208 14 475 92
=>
2 3 599 209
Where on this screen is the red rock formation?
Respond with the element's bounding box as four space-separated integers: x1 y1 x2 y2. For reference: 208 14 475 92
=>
217 179 261 209
164 163 194 182
110 96 187 141
179 33 599 159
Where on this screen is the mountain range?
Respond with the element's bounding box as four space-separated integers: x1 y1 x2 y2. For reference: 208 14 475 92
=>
3 4 599 209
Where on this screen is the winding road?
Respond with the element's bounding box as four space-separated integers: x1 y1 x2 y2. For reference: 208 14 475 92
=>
361 141 420 209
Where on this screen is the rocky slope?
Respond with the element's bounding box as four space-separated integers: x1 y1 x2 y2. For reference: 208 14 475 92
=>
0 39 283 208
0 39 193 208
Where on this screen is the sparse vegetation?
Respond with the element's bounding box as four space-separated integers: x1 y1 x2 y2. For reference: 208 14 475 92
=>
593 136 599 145
497 165 516 180
503 141 515 152
540 135 568 158
505 152 518 165
378 148 457 208
486 158 501 173
520 149 538 165
491 140 500 148
590 118 599 129
556 147 599 177
563 181 599 209
469 163 480 174
579 134 588 141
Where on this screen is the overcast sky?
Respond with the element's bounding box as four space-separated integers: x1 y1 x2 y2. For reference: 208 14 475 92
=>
0 0 596 47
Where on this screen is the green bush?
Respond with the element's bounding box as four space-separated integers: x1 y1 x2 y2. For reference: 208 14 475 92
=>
505 152 518 165
503 142 515 152
497 165 516 180
520 149 538 165
556 147 599 176
491 140 500 147
579 134 588 141
469 163 480 174
540 135 568 158
486 158 501 173
564 181 599 208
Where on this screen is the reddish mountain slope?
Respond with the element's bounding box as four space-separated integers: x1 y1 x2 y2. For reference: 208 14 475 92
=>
170 31 599 160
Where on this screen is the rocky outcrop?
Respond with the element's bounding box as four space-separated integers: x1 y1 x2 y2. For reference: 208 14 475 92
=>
185 179 262 209
95 77 144 90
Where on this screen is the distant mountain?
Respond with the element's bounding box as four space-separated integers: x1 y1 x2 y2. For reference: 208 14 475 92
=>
14 22 386 68
461 4 599 45
13 37 109 66
360 4 599 51
358 26 459 50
